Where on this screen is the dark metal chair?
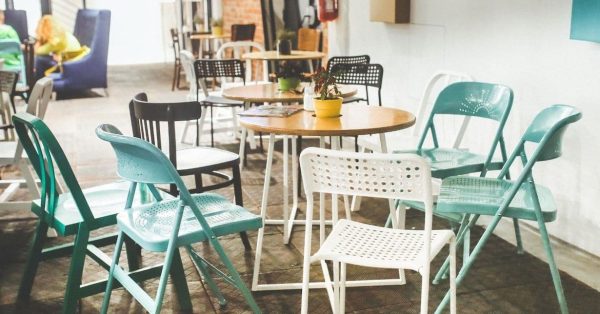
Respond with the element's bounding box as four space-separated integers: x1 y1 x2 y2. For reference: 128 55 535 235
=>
330 63 384 106
193 59 245 147
129 92 251 250
170 28 183 91
231 24 256 42
326 55 370 71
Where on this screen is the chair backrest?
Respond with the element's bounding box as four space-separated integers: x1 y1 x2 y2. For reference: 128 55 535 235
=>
412 71 474 143
326 55 370 71
300 147 434 257
96 123 218 239
12 112 95 228
215 41 268 82
129 93 202 194
0 41 25 85
330 63 384 106
4 10 29 43
0 70 18 95
170 28 181 60
297 28 320 51
498 105 582 183
417 81 513 173
231 24 256 42
25 77 53 120
193 59 245 97
180 50 197 100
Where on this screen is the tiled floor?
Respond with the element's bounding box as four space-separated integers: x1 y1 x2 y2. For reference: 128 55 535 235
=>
1 64 599 313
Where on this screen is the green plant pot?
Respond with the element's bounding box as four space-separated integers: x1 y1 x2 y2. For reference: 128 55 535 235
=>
278 77 300 91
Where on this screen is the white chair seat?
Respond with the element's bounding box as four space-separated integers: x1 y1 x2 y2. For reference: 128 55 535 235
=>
312 219 454 270
174 147 239 173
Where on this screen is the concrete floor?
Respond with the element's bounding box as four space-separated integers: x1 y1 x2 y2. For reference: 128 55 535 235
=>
1 63 599 313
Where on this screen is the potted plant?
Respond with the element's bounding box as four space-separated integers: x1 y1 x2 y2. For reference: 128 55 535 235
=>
194 14 204 32
276 61 302 91
211 18 223 36
312 67 343 118
276 28 296 55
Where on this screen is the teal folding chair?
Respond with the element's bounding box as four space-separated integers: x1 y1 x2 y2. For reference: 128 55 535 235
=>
434 105 582 313
96 124 262 314
12 112 165 314
392 82 519 254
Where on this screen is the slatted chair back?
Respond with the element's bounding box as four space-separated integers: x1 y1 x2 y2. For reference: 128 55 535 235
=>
326 55 370 71
129 92 202 191
330 63 384 106
193 59 245 97
12 112 95 228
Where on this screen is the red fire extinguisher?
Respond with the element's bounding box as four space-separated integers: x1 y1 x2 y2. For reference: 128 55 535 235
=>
318 0 338 22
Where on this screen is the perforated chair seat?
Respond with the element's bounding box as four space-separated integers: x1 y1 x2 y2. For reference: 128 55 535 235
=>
395 148 504 179
174 147 239 175
312 219 455 270
436 176 557 222
116 192 262 252
31 181 171 236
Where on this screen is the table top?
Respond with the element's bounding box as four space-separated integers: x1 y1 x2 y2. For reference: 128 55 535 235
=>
242 50 325 61
222 83 357 103
239 104 416 136
190 33 230 40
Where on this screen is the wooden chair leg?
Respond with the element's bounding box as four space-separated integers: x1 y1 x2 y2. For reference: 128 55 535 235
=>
169 249 193 311
171 62 178 91
18 220 49 300
233 163 252 250
124 235 142 271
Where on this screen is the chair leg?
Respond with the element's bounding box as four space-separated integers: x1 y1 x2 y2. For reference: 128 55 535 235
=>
449 237 457 314
101 231 125 314
435 214 502 314
169 249 193 311
210 106 215 147
513 218 524 254
209 238 260 312
232 163 252 250
187 246 227 307
537 219 569 313
18 220 49 300
171 62 178 91
420 264 430 314
63 224 91 314
124 235 142 271
433 214 478 284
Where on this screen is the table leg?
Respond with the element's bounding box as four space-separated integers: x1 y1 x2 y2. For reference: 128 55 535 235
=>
252 133 276 290
283 135 289 243
239 127 247 169
284 136 299 244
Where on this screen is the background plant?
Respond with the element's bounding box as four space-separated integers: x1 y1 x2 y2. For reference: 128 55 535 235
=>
312 67 341 100
276 28 296 41
276 61 302 79
211 18 223 27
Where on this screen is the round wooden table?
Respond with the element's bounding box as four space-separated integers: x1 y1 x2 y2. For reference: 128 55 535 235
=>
243 104 415 292
222 83 357 103
242 50 325 73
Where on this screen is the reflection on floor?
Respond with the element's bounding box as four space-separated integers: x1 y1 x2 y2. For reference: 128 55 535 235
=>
0 64 599 313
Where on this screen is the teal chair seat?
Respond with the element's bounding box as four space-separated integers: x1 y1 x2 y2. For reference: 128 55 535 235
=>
31 181 170 236
119 192 262 252
436 176 557 222
395 148 505 178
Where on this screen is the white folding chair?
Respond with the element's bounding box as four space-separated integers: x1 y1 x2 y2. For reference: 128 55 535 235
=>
0 77 53 211
299 147 456 314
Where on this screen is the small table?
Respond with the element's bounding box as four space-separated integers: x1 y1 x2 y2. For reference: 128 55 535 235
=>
242 50 325 72
223 83 357 154
189 33 230 58
240 105 416 291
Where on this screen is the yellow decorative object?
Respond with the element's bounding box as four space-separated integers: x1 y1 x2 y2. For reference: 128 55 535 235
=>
212 26 223 36
313 97 343 118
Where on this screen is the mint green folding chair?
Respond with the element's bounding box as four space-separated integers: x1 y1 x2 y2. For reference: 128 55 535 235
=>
392 82 521 255
96 124 262 314
12 112 166 314
434 105 582 314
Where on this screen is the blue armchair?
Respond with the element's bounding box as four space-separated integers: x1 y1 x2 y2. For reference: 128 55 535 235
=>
49 9 111 94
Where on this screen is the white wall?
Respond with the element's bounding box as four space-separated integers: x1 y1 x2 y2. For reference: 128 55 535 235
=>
87 0 174 65
331 0 600 256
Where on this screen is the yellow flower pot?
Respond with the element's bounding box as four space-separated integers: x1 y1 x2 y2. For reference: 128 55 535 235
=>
314 97 343 118
212 26 223 36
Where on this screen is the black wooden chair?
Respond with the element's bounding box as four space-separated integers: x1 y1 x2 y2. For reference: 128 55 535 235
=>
129 92 251 250
231 24 256 42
